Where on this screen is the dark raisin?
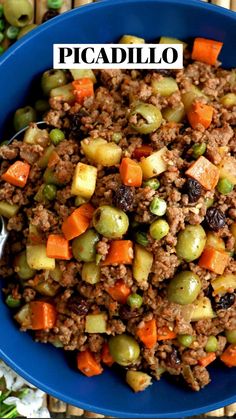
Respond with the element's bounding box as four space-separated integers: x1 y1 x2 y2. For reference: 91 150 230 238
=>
67 296 90 316
119 305 141 320
42 10 59 23
112 185 134 212
68 111 89 138
213 293 235 311
166 348 181 368
157 69 175 77
205 207 226 231
184 178 202 203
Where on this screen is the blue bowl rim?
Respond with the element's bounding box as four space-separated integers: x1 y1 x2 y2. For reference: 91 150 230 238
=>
1 0 236 417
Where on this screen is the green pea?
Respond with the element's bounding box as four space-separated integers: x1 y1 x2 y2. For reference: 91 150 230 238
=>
149 219 169 240
72 229 99 262
75 196 88 207
3 0 33 27
176 224 206 262
93 205 129 239
0 4 3 17
217 178 234 195
135 231 149 247
43 184 57 201
168 271 201 305
129 102 162 134
0 32 4 43
14 251 36 280
13 106 37 132
225 330 236 344
35 99 50 113
177 334 195 348
205 336 218 353
205 197 214 209
0 18 5 32
143 178 160 190
47 0 63 9
49 128 65 145
6 295 21 309
0 45 4 55
112 132 122 143
150 197 167 216
6 26 20 40
192 143 206 159
127 293 143 309
17 23 38 40
41 69 67 96
109 334 140 366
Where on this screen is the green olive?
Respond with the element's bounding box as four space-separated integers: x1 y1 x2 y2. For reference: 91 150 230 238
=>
4 0 33 27
225 330 236 344
109 334 140 366
17 23 38 40
129 102 162 134
41 69 67 96
177 334 195 348
13 106 36 132
93 205 129 239
167 271 201 305
176 225 206 262
72 229 99 262
14 251 36 280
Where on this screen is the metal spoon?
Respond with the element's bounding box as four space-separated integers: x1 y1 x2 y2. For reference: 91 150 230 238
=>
0 121 47 258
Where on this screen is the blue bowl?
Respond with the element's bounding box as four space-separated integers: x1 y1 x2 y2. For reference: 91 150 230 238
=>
1 1 236 417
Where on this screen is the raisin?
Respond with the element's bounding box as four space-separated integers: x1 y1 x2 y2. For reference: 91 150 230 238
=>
42 10 59 23
166 348 181 368
213 293 235 311
205 207 226 231
119 305 141 320
69 111 89 138
67 296 90 315
184 178 202 203
112 185 134 212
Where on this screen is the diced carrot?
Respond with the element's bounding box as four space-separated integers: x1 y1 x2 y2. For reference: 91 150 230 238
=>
133 145 153 160
102 240 133 266
187 102 214 130
198 247 230 275
46 234 72 260
120 157 143 187
77 349 103 377
62 203 95 241
192 37 223 66
2 161 31 188
48 151 60 168
30 301 57 330
107 280 131 304
185 156 219 191
72 78 94 104
198 352 216 367
136 319 157 349
156 326 177 341
220 344 236 367
101 343 114 367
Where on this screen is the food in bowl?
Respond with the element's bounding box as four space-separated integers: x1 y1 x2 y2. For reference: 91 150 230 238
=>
0 34 236 393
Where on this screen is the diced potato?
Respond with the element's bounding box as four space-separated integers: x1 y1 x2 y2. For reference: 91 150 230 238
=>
152 77 179 97
85 313 107 333
230 223 236 252
139 147 167 179
50 265 63 282
206 232 225 251
220 93 236 108
35 281 60 297
219 156 236 185
81 138 122 167
81 137 107 161
70 69 96 83
162 105 185 123
26 245 55 271
159 36 187 50
15 304 31 328
133 244 153 285
190 297 215 322
211 274 236 296
126 371 152 392
82 262 101 284
0 201 19 218
24 125 49 146
119 35 145 44
28 223 43 245
38 145 55 169
50 83 75 102
182 85 206 112
71 162 97 199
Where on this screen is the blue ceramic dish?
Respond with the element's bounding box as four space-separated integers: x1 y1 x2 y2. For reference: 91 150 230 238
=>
0 1 236 417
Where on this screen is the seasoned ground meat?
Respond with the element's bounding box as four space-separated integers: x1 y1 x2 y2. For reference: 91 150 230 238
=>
1 41 236 395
